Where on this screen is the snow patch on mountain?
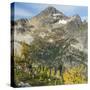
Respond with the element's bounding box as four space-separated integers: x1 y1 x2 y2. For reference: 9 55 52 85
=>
39 32 46 38
58 19 68 24
48 38 54 43
71 43 83 51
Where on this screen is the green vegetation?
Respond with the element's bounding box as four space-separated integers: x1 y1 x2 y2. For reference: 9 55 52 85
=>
14 57 64 86
14 37 87 87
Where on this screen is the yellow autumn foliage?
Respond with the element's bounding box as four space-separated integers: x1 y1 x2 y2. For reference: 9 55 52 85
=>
63 64 87 84
56 70 60 78
21 43 30 58
51 67 55 77
47 69 50 77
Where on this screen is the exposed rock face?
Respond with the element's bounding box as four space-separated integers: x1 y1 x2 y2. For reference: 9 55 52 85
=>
12 6 88 69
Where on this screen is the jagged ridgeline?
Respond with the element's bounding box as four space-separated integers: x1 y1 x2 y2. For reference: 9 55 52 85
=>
11 6 88 87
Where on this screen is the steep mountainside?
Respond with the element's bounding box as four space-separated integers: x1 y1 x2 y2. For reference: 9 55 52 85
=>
12 6 88 70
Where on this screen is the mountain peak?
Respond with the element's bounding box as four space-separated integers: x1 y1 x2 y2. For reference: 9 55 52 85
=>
40 6 63 15
45 6 58 12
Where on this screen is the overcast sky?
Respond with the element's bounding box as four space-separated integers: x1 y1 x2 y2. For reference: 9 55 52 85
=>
11 2 88 21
